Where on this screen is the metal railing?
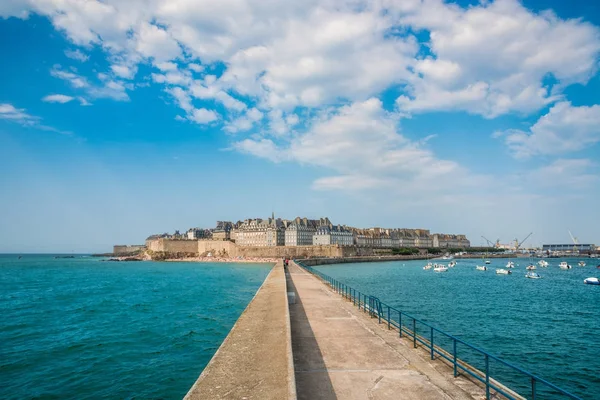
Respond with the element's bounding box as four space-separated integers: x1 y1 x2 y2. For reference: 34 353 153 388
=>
294 260 582 400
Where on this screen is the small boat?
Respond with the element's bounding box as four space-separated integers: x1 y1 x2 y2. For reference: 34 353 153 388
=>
485 260 491 264
538 260 549 267
506 261 515 269
496 269 511 275
423 264 432 270
476 265 487 271
434 265 448 272
584 277 600 285
559 261 572 270
526 272 542 279
448 261 456 268
578 261 586 267
526 264 536 270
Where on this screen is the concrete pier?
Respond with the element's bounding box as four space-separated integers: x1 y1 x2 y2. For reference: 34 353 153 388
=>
288 262 488 400
184 261 296 400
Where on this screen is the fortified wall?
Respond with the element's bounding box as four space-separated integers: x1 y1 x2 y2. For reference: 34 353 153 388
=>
146 238 367 258
113 245 146 255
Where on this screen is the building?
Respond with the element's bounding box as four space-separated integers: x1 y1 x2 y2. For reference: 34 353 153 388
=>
433 233 471 248
413 229 433 248
313 225 353 246
186 228 212 240
285 217 321 246
235 217 285 246
212 221 234 241
542 243 596 253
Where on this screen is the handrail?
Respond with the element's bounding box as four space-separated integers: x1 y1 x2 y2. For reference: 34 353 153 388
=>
294 260 582 400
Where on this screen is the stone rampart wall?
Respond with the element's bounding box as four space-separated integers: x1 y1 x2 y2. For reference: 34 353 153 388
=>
113 245 145 255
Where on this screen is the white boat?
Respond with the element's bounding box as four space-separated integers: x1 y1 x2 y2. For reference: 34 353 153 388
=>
423 264 432 270
434 265 448 272
485 260 491 264
496 269 512 275
526 264 536 270
506 261 515 268
538 260 549 267
578 261 586 267
476 265 487 271
584 277 599 285
448 261 456 268
559 261 572 270
526 272 542 279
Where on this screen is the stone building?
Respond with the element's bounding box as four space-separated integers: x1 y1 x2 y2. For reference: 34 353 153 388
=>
235 217 285 247
433 233 471 248
212 221 234 241
413 229 433 248
285 217 319 246
313 225 353 246
186 228 212 240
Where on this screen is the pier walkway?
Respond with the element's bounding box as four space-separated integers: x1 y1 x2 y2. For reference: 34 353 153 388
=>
288 262 486 400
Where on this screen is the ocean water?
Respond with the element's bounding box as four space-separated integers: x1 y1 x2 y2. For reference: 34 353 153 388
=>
0 255 272 399
315 258 600 399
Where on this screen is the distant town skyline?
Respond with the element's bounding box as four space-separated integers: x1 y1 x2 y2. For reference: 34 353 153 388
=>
1 0 599 253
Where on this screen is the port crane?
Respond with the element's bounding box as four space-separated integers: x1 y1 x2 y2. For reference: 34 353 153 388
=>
514 232 533 251
568 230 579 253
481 236 495 247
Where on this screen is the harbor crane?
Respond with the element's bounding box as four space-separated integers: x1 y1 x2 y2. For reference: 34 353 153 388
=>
514 232 533 251
568 230 579 252
481 236 495 247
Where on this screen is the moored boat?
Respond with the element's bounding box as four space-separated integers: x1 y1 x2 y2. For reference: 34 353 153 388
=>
526 264 536 270
448 261 457 267
526 272 542 279
538 260 549 267
476 265 487 271
496 268 511 275
506 261 515 268
584 277 599 285
434 265 448 272
578 261 586 267
559 261 572 270
423 264 432 270
485 260 491 264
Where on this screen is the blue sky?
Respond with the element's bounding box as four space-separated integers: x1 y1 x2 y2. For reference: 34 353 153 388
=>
1 0 599 253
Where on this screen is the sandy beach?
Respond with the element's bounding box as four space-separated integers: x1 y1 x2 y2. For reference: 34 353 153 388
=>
165 256 278 264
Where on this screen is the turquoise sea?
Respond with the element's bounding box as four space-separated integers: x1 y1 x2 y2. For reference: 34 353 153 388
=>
0 255 272 399
315 258 599 399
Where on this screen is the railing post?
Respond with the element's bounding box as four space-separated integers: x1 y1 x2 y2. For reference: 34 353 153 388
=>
387 306 390 330
430 327 434 360
485 354 490 400
377 300 381 324
399 311 402 337
531 377 536 400
413 318 417 348
453 338 457 377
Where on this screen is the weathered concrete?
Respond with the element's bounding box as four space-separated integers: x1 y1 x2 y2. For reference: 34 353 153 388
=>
185 261 296 400
288 262 490 400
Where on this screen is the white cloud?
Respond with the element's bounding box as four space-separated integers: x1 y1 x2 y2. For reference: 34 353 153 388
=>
233 98 477 192
393 0 600 118
64 48 89 62
154 61 178 72
224 107 263 133
111 64 137 79
51 65 129 101
165 86 193 113
0 103 38 124
501 102 600 158
134 21 181 62
42 94 75 103
189 108 218 124
188 63 204 73
0 103 71 134
0 1 29 19
232 138 285 162
528 159 599 188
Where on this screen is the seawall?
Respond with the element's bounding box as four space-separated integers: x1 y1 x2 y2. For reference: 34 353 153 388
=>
184 261 296 400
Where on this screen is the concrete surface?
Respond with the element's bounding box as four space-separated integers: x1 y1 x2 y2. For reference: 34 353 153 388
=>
288 262 490 400
185 261 296 400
